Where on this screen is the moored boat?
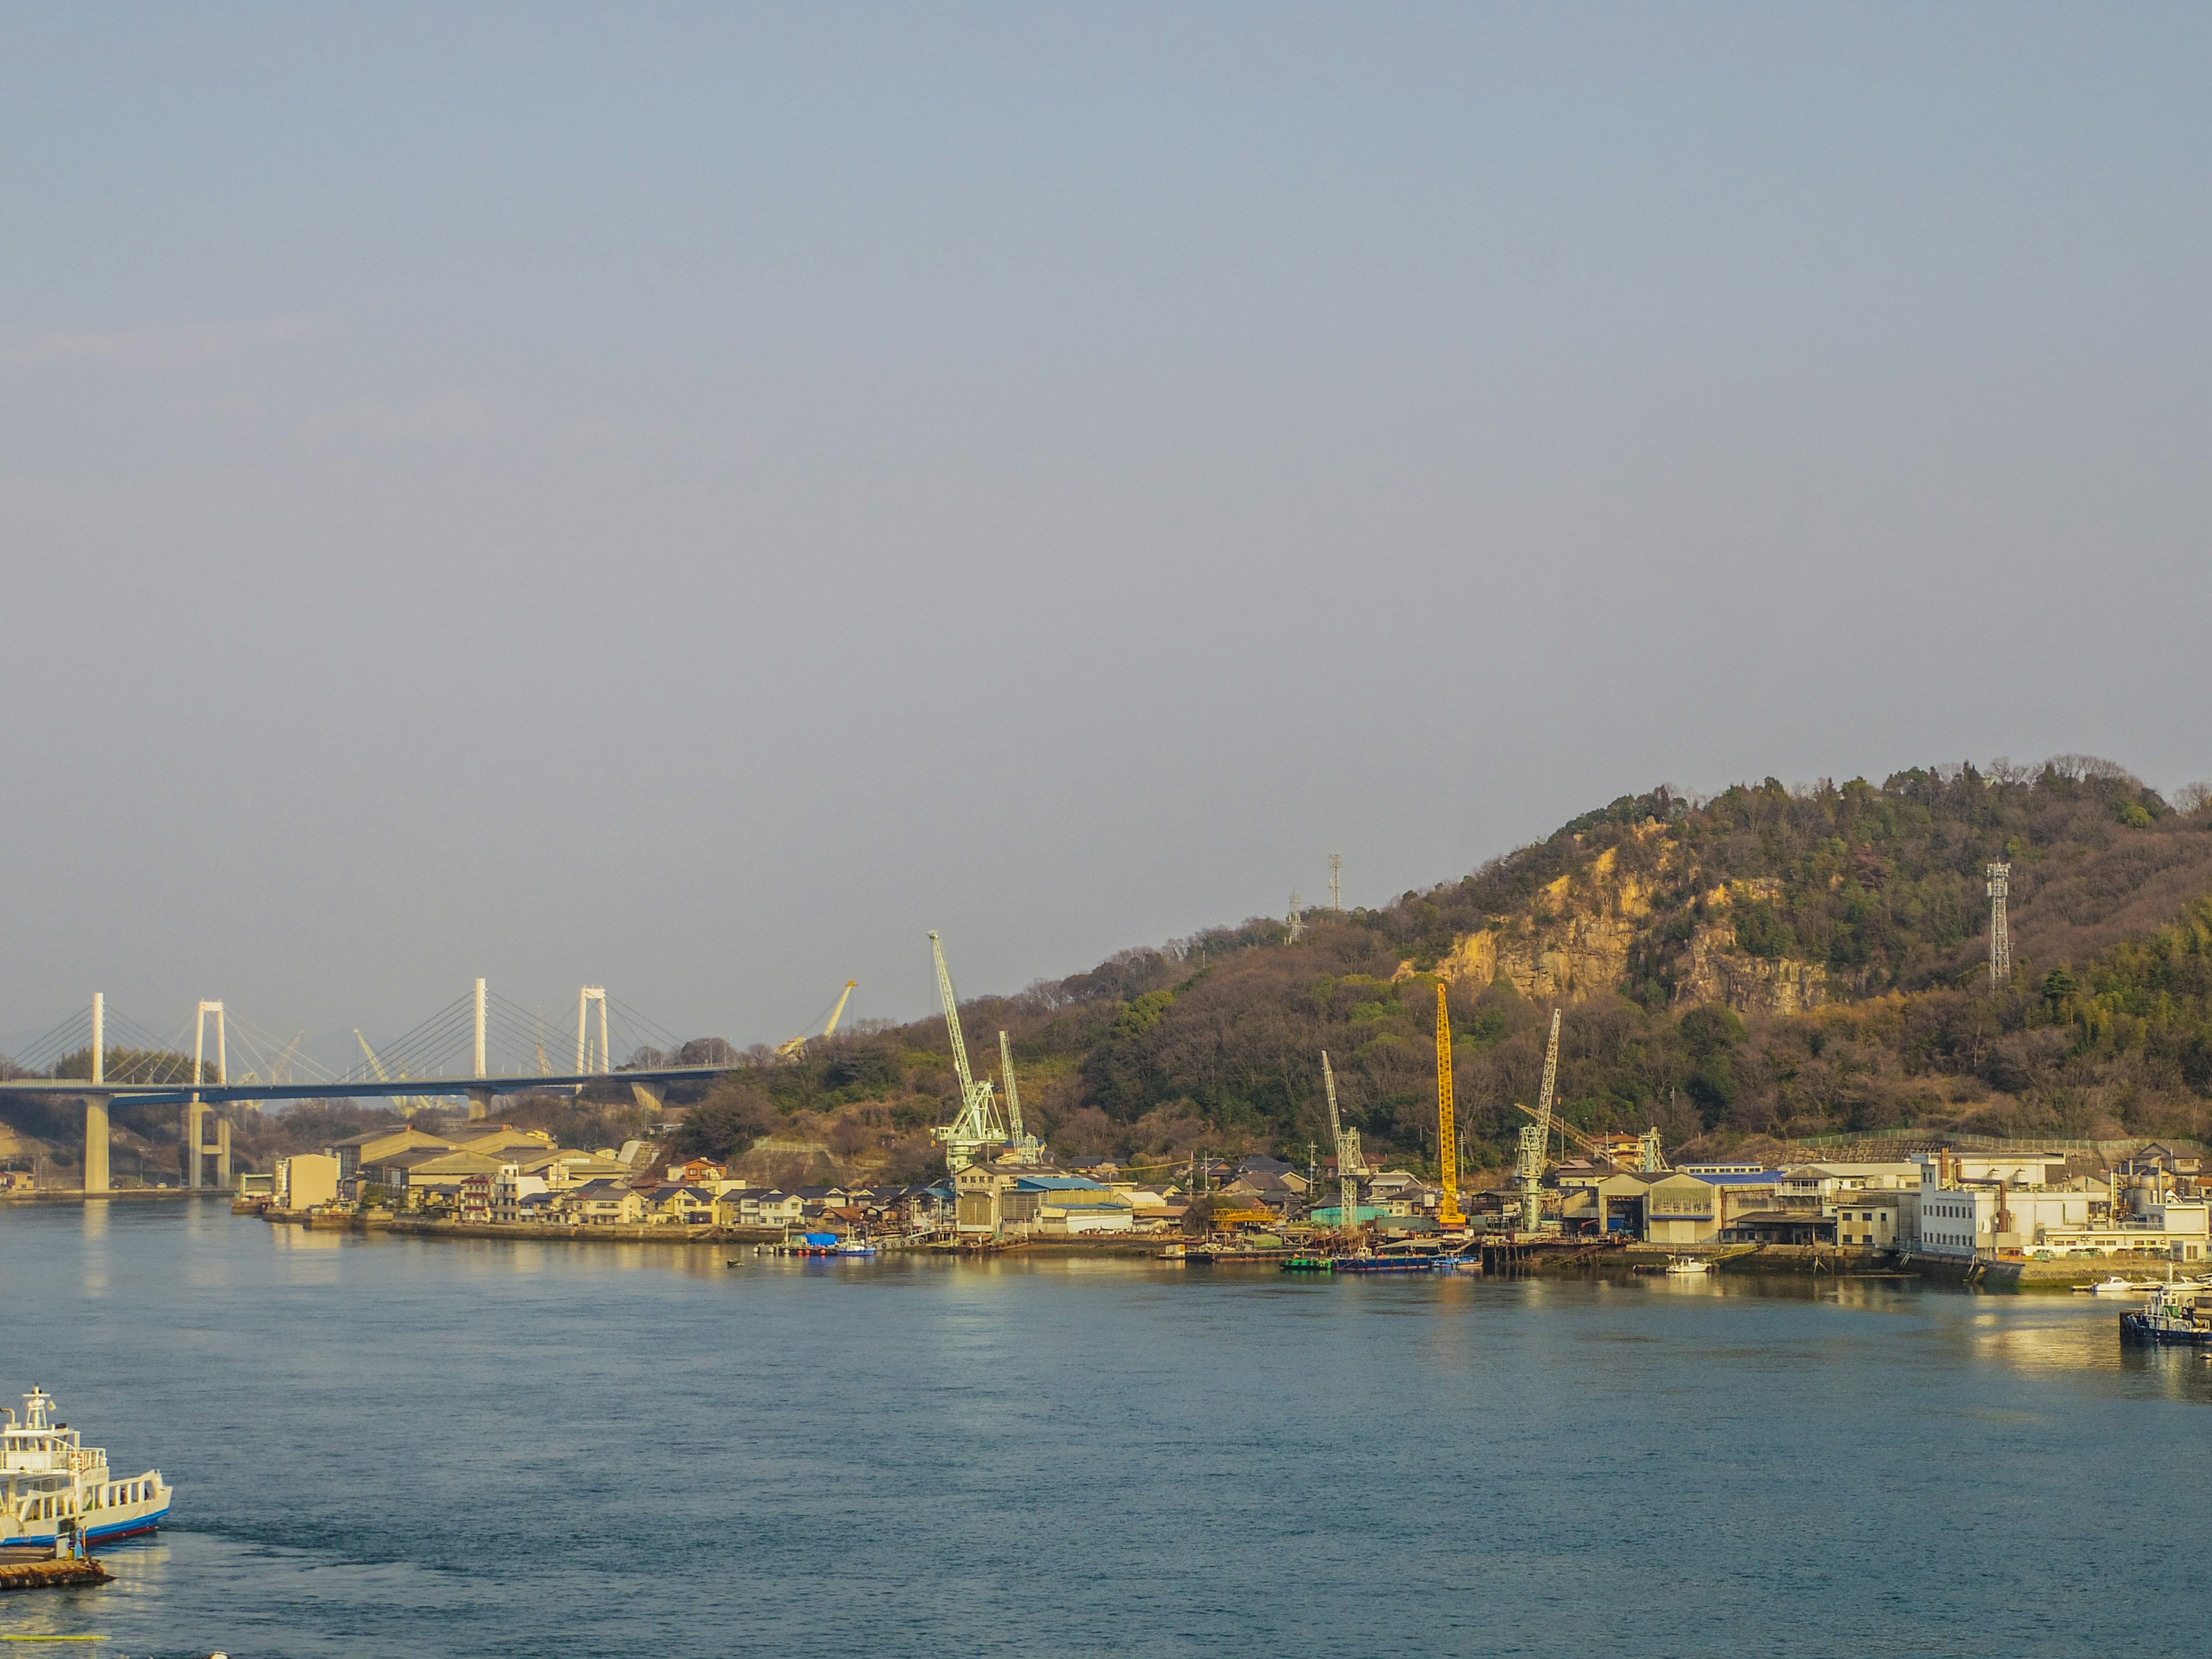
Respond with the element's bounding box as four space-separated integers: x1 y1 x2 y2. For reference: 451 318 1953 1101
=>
1663 1256 1711 1275
2120 1283 2212 1345
0 1387 170 1551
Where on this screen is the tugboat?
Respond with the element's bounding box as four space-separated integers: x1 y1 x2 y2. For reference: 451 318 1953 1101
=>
0 1387 171 1550
2120 1283 2212 1346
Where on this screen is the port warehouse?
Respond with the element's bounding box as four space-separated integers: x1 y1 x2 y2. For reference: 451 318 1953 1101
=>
255 1116 2212 1263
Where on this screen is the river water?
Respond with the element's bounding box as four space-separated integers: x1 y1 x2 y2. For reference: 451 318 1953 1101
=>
2 1199 2207 1657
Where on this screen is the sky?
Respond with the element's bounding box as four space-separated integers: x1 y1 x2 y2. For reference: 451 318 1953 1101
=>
3 2 2209 1065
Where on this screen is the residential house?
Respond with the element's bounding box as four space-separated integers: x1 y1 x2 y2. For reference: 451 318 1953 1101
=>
566 1179 645 1225
492 1165 549 1221
645 1184 717 1225
714 1188 806 1229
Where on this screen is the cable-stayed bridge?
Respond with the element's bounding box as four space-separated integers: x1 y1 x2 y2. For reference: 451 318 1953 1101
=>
0 981 744 1194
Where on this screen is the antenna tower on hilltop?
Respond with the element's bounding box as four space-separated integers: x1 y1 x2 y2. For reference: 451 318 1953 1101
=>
1329 851 1342 912
1986 862 2012 990
1285 892 1305 943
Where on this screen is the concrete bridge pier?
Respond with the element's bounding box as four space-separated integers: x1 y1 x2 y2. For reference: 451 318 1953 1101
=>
82 1095 111 1195
183 1103 232 1188
466 1088 494 1122
82 991 110 1195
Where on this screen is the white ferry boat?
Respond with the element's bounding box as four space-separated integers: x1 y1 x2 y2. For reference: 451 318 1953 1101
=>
0 1387 171 1550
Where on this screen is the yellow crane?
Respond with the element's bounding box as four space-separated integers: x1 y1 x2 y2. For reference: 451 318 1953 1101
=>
1434 982 1465 1229
776 980 857 1059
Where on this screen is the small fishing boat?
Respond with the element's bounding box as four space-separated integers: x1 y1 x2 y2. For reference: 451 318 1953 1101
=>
1662 1256 1711 1276
1281 1254 1336 1272
775 1232 865 1257
0 1387 170 1551
2078 1276 2158 1296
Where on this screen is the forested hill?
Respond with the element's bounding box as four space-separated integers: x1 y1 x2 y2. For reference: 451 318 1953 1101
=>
679 757 2212 1182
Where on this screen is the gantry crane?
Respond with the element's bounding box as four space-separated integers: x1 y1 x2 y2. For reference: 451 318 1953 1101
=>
1434 982 1465 1229
1514 1008 1563 1234
776 980 858 1059
929 934 1007 1173
1321 1050 1368 1242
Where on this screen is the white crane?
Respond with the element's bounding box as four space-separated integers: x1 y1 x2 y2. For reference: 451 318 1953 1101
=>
929 933 1007 1173
996 1029 1045 1166
1516 1009 1563 1234
1321 1050 1368 1242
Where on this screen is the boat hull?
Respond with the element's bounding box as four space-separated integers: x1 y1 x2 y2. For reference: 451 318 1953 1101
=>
2121 1313 2212 1344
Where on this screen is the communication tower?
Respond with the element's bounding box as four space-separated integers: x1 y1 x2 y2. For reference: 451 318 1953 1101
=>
1329 851 1343 912
1986 863 2012 990
1285 892 1305 943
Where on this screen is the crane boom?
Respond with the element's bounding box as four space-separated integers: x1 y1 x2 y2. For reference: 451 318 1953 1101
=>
777 979 860 1059
1322 1049 1366 1241
998 1029 1025 1142
931 933 978 1097
1434 983 1465 1228
1514 1008 1563 1233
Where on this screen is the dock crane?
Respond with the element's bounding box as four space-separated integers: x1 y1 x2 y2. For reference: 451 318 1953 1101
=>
1514 1009 1563 1234
928 933 1008 1173
1516 1107 1670 1177
1434 983 1465 1229
996 1029 1044 1165
1321 1051 1368 1241
776 980 858 1059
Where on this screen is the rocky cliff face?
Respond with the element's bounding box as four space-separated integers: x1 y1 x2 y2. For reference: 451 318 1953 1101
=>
1421 836 1829 1017
1429 843 1657 1002
1672 880 1830 1016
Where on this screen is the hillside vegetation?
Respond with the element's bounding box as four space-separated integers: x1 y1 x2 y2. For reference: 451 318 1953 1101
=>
14 755 2212 1186
678 756 2212 1179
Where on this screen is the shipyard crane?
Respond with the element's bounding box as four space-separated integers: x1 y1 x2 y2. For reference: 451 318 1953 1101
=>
354 1031 434 1119
1514 1009 1563 1234
1321 1050 1368 1241
996 1029 1044 1165
928 933 1007 1173
1434 983 1466 1229
776 979 858 1059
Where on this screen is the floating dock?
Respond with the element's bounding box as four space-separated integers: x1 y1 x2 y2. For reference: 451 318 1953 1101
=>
0 1549 111 1594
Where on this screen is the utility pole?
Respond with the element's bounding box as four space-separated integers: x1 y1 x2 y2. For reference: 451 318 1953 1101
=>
1329 851 1342 912
1986 863 2011 990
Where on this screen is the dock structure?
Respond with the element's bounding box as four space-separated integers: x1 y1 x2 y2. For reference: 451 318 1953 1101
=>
0 1548 112 1593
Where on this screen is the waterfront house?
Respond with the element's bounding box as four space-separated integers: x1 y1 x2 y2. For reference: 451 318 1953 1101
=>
492 1166 549 1221
567 1179 645 1225
645 1184 716 1225
714 1188 806 1229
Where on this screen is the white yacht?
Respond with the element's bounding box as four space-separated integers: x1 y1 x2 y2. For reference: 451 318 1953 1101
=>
0 1386 170 1550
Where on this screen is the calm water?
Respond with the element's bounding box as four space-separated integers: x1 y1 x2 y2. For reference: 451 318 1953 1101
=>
2 1200 2208 1658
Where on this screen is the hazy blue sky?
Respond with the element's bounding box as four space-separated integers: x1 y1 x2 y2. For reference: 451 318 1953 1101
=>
3 3 2209 1062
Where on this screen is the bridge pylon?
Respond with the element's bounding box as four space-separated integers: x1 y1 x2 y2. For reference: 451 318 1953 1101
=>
185 1001 228 1189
